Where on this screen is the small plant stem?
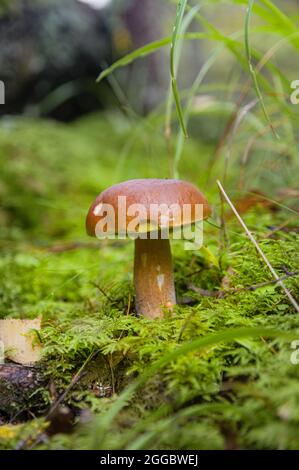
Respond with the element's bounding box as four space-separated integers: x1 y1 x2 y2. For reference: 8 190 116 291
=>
188 270 299 297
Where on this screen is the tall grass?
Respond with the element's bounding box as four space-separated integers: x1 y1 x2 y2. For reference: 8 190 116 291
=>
169 0 189 138
244 0 278 138
97 0 299 190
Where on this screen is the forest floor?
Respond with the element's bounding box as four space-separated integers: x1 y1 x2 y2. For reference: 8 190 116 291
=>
0 112 298 449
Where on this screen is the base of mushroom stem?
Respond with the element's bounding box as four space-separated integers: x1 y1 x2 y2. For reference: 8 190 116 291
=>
135 300 175 318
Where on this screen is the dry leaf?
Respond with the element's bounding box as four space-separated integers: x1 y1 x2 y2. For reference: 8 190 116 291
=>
0 317 41 365
225 190 277 220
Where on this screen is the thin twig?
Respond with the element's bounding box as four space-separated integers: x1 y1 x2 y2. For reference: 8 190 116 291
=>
107 354 115 395
188 270 299 298
125 293 131 315
46 241 99 253
218 182 228 250
262 216 298 239
238 270 299 292
187 284 220 297
44 240 124 253
91 282 113 302
217 180 299 313
16 350 97 450
47 350 97 418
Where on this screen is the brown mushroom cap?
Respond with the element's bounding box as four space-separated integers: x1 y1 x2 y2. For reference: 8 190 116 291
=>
86 178 210 237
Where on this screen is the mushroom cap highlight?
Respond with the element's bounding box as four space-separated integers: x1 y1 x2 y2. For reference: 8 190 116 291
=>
86 178 211 237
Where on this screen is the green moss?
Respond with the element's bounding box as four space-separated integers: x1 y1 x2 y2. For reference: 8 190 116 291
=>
0 113 299 450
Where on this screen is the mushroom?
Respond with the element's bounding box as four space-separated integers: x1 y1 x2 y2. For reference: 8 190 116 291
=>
86 179 210 319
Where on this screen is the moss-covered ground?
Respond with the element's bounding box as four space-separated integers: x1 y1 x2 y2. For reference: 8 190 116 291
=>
0 112 298 449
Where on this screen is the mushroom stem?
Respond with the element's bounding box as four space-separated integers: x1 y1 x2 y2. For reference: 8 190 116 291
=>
134 237 176 319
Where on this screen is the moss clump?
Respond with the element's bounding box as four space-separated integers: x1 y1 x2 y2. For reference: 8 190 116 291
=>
0 114 299 450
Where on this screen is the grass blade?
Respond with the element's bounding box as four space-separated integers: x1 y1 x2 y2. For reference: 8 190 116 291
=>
165 4 201 143
170 0 188 138
173 45 223 178
245 0 278 138
96 38 172 83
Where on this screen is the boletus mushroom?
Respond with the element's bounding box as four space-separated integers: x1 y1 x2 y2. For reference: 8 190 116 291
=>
86 179 210 319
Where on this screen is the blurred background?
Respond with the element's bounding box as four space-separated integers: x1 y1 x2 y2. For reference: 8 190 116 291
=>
1 0 298 117
0 0 298 241
0 0 200 119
